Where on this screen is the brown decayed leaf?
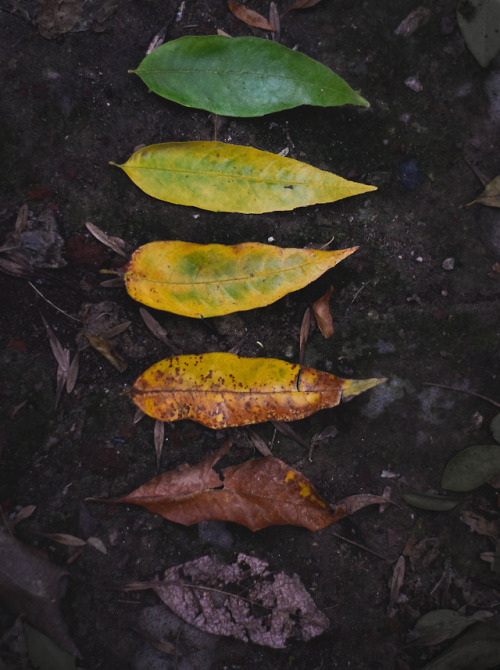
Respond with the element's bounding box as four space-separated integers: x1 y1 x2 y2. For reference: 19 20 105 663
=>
124 553 329 648
107 443 341 531
312 285 335 338
131 352 385 429
229 1 276 31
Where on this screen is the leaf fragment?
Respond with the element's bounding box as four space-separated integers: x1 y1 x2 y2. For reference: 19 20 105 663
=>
124 241 357 318
131 352 385 429
441 445 500 492
131 35 369 117
228 1 276 31
112 141 376 213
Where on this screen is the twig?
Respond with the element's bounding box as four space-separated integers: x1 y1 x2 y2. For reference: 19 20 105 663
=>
330 530 388 561
29 282 81 322
422 383 500 409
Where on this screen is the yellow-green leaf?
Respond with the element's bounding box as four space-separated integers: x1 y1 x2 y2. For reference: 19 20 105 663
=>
468 175 500 208
131 352 385 429
111 142 376 213
124 241 357 318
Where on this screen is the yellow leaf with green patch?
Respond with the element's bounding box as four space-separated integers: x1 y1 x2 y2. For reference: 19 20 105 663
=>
124 241 357 318
111 142 375 213
131 352 385 429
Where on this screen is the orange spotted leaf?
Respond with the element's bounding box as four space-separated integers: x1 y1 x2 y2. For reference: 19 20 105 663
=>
131 352 385 429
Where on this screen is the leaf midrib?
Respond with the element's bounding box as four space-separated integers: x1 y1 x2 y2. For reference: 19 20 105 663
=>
139 67 342 92
128 259 324 286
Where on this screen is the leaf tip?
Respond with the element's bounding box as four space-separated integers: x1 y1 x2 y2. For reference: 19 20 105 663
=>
342 377 386 401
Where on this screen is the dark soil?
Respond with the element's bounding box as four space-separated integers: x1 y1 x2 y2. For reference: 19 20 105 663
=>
1 1 499 669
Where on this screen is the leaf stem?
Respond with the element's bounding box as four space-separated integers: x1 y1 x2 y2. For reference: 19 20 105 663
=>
422 383 500 408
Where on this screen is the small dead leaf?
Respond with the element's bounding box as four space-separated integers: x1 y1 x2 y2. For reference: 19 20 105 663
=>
228 1 276 31
154 419 165 471
461 510 499 541
37 532 87 547
124 553 328 648
11 505 37 528
394 7 431 37
312 285 335 338
85 334 128 372
85 222 127 257
246 428 273 456
86 537 107 554
388 555 405 614
66 352 79 394
271 420 309 450
139 307 180 353
333 493 395 517
467 175 500 208
287 0 323 10
299 307 312 365
0 526 80 657
270 2 280 42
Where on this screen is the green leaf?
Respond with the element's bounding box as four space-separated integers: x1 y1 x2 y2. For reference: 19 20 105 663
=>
441 445 500 492
23 624 76 670
111 141 376 213
124 241 356 318
457 0 500 68
490 412 500 443
421 621 500 670
403 491 464 512
131 35 368 117
414 609 484 646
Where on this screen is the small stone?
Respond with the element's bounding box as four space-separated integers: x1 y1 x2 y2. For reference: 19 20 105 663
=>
405 75 423 92
442 257 455 271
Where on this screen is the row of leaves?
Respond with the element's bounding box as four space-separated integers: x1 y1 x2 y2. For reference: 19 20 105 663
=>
109 36 381 437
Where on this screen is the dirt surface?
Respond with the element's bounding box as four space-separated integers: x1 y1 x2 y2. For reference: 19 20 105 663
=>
1 1 499 668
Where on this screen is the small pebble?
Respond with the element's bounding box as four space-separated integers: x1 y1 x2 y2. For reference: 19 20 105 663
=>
442 257 455 271
405 75 423 92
